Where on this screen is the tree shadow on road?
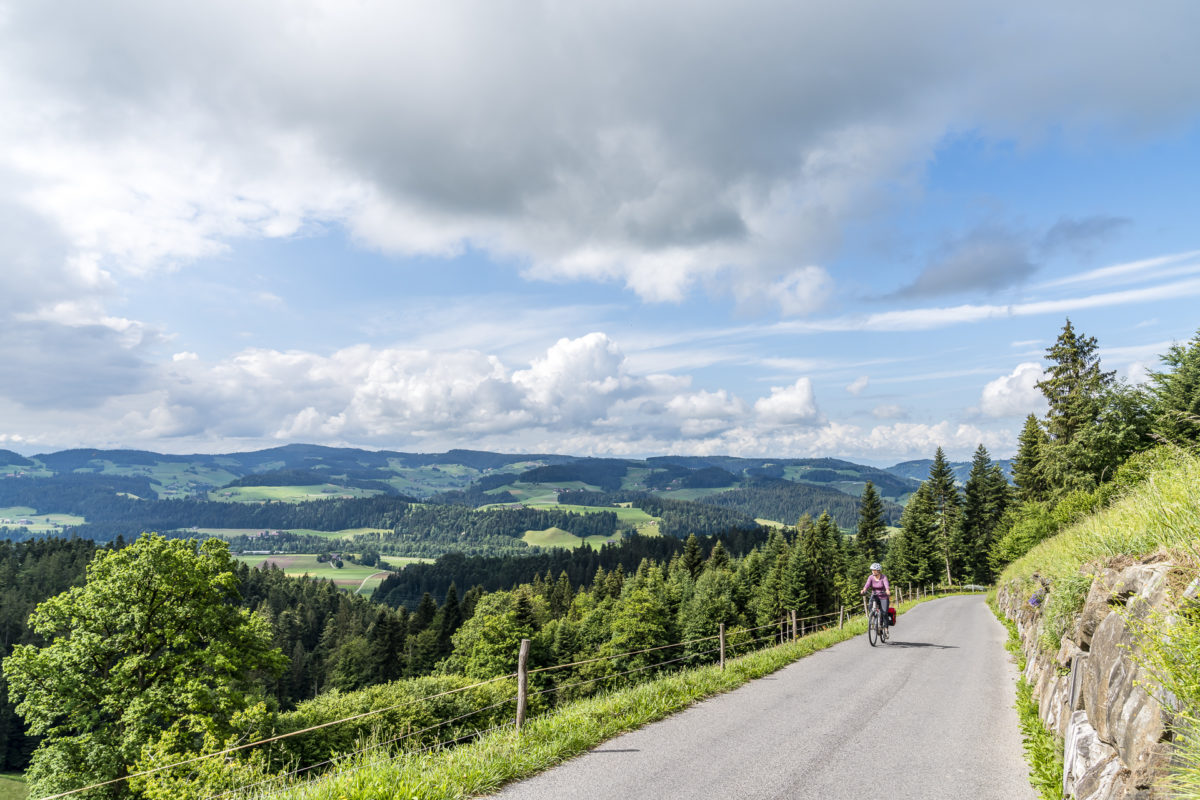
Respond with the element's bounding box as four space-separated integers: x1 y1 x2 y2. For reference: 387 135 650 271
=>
885 640 957 649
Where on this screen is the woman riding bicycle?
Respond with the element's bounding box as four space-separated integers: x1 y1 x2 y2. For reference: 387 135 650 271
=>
861 563 891 631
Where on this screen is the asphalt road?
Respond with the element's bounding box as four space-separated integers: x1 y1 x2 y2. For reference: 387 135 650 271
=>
486 594 1036 800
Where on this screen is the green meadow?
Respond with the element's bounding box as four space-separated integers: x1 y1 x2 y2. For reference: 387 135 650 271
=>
521 527 621 550
235 553 430 595
0 772 26 800
0 507 85 532
208 485 384 502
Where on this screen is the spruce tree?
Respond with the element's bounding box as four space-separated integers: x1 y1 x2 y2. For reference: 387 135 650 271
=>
855 481 886 563
1036 318 1116 493
961 445 1008 584
892 482 938 586
1147 329 1200 445
707 540 730 571
680 533 704 580
1012 414 1048 503
927 448 962 584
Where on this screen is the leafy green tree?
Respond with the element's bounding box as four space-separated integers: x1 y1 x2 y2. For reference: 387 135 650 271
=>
855 481 886 564
446 591 533 680
1147 329 1200 445
3 535 284 799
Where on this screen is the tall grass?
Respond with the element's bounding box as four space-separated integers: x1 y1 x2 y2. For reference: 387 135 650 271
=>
1000 448 1200 592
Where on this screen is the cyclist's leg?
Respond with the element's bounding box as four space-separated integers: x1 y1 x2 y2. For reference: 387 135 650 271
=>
875 595 888 629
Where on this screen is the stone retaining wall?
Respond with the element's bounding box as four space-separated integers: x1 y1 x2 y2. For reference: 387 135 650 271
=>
998 557 1177 800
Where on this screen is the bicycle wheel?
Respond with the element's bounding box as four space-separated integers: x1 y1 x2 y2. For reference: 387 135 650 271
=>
867 608 879 646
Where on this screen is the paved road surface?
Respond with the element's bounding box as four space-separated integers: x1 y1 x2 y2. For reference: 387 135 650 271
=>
487 595 1035 800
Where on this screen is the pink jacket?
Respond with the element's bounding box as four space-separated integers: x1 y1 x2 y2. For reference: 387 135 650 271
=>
862 574 890 599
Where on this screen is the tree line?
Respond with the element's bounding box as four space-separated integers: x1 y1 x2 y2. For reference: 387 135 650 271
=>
884 320 1200 586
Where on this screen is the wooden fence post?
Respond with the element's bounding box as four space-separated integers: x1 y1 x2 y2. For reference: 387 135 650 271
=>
791 610 797 641
516 638 530 733
839 605 844 629
719 623 726 670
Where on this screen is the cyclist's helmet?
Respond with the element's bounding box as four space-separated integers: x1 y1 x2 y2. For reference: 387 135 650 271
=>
870 563 883 571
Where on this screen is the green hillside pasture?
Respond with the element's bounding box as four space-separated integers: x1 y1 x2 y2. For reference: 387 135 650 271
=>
208 485 384 503
507 482 599 504
0 772 26 800
195 527 391 542
63 459 239 496
658 487 736 502
237 554 389 594
0 506 85 532
552 503 661 537
522 527 620 550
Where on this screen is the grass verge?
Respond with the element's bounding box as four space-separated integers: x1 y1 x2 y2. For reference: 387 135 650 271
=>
265 596 952 800
989 592 1064 800
0 772 27 800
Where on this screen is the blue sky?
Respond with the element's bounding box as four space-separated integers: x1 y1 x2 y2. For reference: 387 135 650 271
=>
1 0 1198 464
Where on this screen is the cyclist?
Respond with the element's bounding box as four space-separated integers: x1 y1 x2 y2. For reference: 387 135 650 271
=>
861 563 891 631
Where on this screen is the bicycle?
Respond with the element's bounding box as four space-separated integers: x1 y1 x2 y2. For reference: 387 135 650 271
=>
864 595 890 646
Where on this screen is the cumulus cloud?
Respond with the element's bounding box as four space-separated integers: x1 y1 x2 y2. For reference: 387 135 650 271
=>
980 362 1046 418
754 378 821 425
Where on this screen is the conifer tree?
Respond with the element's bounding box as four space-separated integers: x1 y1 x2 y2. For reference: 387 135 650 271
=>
889 482 937 586
1147 329 1200 445
707 540 730 571
1036 318 1116 493
1012 414 1049 503
680 533 704 579
855 481 886 563
927 448 962 583
960 445 1008 584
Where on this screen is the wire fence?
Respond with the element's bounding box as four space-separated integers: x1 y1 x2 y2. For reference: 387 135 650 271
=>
42 584 962 800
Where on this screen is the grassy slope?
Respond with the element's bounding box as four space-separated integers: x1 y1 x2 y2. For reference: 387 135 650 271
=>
999 450 1200 593
521 528 619 550
998 449 1200 797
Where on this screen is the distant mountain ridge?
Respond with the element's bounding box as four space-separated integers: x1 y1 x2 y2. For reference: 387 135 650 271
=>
3 444 928 500
885 458 1015 486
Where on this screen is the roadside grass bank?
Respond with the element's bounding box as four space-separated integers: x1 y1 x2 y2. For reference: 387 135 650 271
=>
262 595 951 800
988 593 1063 800
997 448 1200 798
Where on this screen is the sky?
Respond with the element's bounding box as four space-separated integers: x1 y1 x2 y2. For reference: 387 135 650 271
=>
1 0 1199 465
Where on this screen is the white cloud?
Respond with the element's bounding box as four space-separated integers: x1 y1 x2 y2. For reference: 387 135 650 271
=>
846 375 870 395
754 378 820 424
980 362 1046 418
872 404 907 420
